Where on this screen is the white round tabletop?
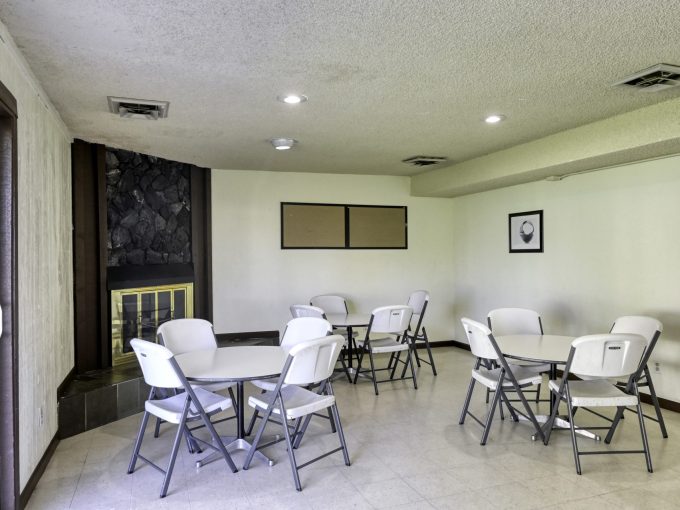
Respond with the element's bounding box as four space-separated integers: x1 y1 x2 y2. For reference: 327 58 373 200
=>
494 334 575 364
175 346 287 383
326 313 371 328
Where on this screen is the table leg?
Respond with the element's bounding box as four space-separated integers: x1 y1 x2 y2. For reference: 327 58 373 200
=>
346 326 353 369
195 381 275 468
525 363 600 442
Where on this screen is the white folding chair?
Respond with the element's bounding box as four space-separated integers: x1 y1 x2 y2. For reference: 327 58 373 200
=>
243 335 351 491
487 308 550 403
401 290 437 376
246 317 335 434
127 339 237 498
155 319 237 441
310 294 350 314
458 318 545 445
544 333 652 474
603 316 667 441
290 304 326 318
353 305 417 395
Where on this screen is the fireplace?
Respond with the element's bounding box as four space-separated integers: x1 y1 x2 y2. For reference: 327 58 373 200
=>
111 282 193 365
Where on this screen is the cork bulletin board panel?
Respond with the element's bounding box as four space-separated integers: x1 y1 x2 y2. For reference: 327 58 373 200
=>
281 202 407 249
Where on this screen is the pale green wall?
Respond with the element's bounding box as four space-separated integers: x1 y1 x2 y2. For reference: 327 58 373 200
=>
211 169 457 341
451 155 680 401
0 22 74 488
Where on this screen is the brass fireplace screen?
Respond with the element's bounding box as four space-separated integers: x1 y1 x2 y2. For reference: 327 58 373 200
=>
111 282 194 366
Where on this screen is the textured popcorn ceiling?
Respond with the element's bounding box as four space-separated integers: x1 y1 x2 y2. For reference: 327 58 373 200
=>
1 0 680 181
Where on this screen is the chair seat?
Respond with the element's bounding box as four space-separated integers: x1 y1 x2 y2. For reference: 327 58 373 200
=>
548 379 638 407
249 385 335 420
507 361 551 373
146 387 232 424
193 381 236 393
356 336 409 354
250 379 286 392
472 366 543 390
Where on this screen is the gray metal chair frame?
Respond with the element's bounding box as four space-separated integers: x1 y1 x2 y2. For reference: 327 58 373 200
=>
458 318 545 445
486 310 546 405
243 336 351 491
543 335 653 475
604 320 667 441
352 306 418 395
392 291 437 377
127 340 238 498
154 323 238 447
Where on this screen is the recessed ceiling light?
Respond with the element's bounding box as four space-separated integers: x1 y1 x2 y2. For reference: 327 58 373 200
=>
485 114 505 124
270 138 297 150
278 94 307 104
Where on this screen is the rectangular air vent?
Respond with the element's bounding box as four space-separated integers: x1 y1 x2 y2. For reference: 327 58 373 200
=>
107 96 170 119
613 64 680 92
402 155 448 167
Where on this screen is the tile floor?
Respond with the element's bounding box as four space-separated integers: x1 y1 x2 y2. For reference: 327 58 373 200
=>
27 348 680 509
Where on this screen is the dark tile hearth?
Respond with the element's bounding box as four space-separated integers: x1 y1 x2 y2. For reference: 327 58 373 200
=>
58 335 278 438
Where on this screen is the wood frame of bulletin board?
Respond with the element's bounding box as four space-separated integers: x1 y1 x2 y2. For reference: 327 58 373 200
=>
281 202 408 249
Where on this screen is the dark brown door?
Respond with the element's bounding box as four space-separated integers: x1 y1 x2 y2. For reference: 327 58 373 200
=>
0 80 19 510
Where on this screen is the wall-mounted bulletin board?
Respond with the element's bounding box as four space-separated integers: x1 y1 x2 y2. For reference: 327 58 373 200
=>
281 202 407 249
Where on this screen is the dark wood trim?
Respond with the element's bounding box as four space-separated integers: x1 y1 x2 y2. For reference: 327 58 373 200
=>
447 339 471 351
191 166 212 321
95 146 109 368
56 367 76 398
18 433 59 509
205 170 213 323
641 393 680 414
0 78 19 510
72 140 107 373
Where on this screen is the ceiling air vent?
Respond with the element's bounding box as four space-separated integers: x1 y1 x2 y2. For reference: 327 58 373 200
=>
402 155 448 167
107 96 170 119
613 64 680 92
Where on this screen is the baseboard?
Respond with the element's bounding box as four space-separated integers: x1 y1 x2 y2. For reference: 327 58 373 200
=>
57 367 75 398
215 330 279 346
19 432 59 509
446 339 471 351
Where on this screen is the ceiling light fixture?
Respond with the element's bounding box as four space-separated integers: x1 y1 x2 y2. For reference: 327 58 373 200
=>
270 138 297 150
278 94 307 104
484 114 505 124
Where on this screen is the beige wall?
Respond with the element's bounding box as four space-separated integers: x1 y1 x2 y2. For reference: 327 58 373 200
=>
451 156 680 401
0 22 74 488
211 169 456 340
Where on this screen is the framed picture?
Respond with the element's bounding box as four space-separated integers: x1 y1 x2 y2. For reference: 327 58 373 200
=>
509 210 543 253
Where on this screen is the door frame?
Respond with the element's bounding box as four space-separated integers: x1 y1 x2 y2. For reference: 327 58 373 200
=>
0 79 19 509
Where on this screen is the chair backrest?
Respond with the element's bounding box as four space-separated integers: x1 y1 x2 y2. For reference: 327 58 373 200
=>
131 338 183 389
290 304 326 319
569 334 647 379
157 318 217 355
368 305 413 335
310 295 349 314
487 308 543 335
283 335 345 385
407 290 429 315
461 317 500 361
610 316 662 347
280 317 332 349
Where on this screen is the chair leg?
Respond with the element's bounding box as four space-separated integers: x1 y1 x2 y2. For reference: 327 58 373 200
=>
481 383 502 445
564 387 581 475
277 400 302 491
128 411 150 474
604 406 625 444
423 329 437 376
160 403 190 498
543 389 562 446
645 367 668 438
406 347 418 390
228 386 239 418
458 378 476 425
352 348 365 384
245 409 259 436
500 391 518 422
535 383 542 404
244 394 279 470
367 350 379 395
153 418 162 438
633 383 653 473
390 352 401 380
331 403 351 466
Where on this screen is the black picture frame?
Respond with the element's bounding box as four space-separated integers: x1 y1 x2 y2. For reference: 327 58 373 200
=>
508 210 543 253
